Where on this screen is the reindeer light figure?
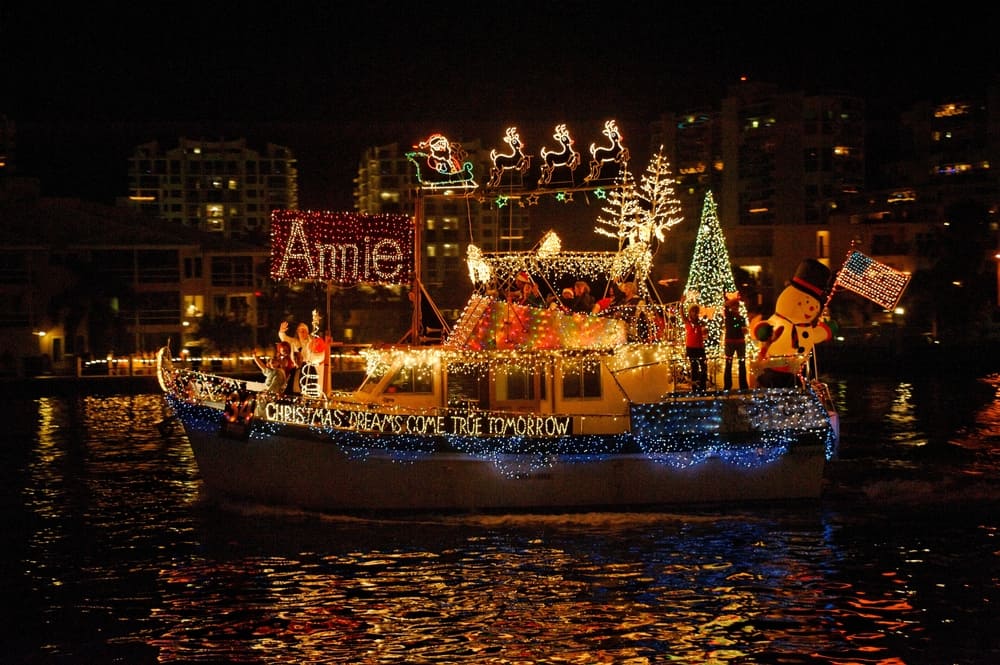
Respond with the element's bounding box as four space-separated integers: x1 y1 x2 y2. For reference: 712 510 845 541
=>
487 126 531 188
537 123 581 186
584 119 630 182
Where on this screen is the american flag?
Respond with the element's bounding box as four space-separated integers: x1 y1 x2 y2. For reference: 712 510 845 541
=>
834 251 911 309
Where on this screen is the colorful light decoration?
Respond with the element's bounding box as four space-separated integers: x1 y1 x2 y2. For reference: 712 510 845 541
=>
466 244 492 285
535 230 561 259
832 250 911 310
165 383 835 481
465 249 619 285
401 121 633 206
405 133 477 189
450 298 627 351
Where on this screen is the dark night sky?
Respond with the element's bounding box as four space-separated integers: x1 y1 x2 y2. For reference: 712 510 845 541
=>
4 2 999 210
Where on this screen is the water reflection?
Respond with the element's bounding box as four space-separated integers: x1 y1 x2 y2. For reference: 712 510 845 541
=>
3 380 998 664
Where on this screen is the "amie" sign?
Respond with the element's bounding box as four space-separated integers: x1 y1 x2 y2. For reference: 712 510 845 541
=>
270 210 414 286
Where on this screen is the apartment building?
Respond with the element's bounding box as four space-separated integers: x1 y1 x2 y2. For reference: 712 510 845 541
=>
124 137 299 240
0 187 270 376
651 79 998 338
654 82 899 300
354 141 531 313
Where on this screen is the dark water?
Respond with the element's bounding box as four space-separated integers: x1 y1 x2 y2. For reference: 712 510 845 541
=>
2 373 998 664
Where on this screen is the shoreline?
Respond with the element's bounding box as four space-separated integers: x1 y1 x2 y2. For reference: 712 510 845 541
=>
0 370 366 397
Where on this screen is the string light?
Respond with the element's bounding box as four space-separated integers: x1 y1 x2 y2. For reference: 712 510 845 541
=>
165 379 836 481
584 119 630 182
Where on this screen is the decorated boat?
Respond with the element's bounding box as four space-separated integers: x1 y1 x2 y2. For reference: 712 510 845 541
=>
157 122 910 513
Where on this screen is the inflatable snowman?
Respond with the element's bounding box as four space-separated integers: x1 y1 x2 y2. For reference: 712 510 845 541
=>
751 259 835 388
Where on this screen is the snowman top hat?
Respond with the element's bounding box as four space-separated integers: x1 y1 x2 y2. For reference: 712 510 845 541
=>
790 259 831 299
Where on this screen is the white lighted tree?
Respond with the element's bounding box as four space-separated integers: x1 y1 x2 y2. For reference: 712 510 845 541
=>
594 147 684 287
594 167 639 245
683 190 738 354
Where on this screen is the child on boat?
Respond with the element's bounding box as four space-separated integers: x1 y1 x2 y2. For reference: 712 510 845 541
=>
254 353 287 396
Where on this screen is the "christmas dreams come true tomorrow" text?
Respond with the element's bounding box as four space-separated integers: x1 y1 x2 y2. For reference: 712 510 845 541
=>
264 403 573 438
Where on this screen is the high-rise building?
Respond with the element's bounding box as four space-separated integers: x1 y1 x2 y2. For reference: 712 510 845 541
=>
354 141 530 313
650 108 723 227
719 80 866 229
651 81 867 305
125 138 298 240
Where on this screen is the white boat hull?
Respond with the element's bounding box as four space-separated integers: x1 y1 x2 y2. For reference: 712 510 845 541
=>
179 418 828 512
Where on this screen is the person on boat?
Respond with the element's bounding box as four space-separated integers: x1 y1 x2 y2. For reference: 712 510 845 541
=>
593 281 649 334
278 320 324 394
510 272 544 307
616 281 642 313
274 340 294 372
592 280 622 314
723 294 750 391
547 288 575 312
571 280 595 313
685 304 708 391
254 353 287 396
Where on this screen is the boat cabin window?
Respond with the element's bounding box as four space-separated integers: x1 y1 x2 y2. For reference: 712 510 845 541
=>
495 366 544 402
358 364 389 394
562 361 602 399
359 363 435 395
384 365 434 394
359 373 381 394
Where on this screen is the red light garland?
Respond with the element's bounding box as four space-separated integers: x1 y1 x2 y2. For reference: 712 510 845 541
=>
270 210 414 286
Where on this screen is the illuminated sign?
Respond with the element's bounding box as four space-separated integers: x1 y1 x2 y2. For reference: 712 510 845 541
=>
263 403 573 438
270 210 414 286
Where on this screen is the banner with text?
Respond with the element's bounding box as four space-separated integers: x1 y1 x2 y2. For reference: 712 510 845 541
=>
270 210 414 286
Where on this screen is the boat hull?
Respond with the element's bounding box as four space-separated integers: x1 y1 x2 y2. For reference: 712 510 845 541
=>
176 406 828 512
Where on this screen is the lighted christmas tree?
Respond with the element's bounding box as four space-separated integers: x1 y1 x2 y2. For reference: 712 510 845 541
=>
683 190 738 354
594 147 684 289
